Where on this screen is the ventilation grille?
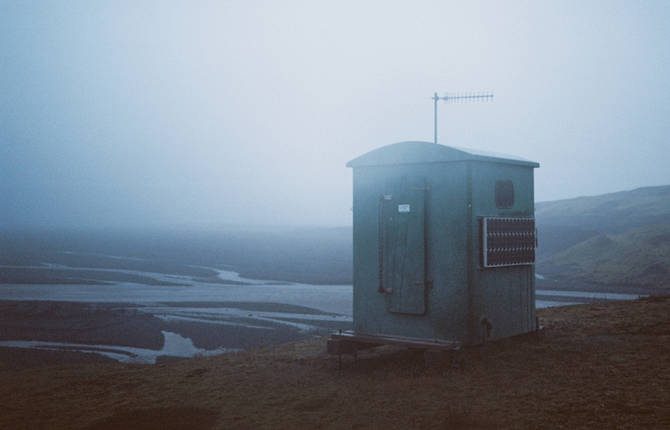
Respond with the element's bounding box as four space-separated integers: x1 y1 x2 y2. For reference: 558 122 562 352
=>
481 217 536 268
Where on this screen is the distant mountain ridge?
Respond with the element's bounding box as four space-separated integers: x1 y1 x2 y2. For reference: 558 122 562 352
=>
546 223 670 288
536 185 670 290
536 185 670 232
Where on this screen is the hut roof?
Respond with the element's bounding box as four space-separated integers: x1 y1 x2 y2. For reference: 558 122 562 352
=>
346 141 539 168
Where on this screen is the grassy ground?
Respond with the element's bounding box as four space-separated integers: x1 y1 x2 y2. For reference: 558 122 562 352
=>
1 296 669 429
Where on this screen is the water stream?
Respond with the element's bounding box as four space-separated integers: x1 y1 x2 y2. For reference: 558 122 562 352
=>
0 263 647 363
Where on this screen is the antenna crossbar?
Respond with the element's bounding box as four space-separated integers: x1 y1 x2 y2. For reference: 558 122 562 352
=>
433 91 494 144
439 92 494 102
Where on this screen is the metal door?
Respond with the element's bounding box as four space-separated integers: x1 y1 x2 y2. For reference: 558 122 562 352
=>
380 176 426 315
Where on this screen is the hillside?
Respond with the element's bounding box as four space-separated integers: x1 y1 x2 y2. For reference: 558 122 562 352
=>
536 185 670 290
1 297 669 429
544 223 670 289
536 185 670 232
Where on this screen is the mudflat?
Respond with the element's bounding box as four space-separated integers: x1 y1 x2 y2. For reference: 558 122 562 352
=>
1 296 669 429
0 300 348 368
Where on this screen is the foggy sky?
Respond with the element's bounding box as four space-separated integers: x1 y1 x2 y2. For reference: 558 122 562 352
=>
2 0 670 229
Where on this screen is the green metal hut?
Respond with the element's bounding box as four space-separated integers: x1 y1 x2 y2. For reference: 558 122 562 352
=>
337 141 539 349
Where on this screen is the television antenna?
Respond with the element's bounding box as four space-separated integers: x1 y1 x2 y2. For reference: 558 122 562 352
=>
432 91 494 144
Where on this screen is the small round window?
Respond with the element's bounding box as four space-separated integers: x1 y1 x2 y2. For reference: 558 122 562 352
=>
495 180 514 209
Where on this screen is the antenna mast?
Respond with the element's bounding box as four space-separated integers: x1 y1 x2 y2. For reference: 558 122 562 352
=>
433 91 494 144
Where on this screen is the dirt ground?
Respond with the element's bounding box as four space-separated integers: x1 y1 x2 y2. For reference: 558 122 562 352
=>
1 296 669 429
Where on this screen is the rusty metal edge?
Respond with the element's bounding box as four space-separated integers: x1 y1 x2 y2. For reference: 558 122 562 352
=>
329 330 461 351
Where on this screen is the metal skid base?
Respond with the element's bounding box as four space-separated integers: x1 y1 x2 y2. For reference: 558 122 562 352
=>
327 330 461 368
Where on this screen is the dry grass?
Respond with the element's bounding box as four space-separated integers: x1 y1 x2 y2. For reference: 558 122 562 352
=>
1 297 669 429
